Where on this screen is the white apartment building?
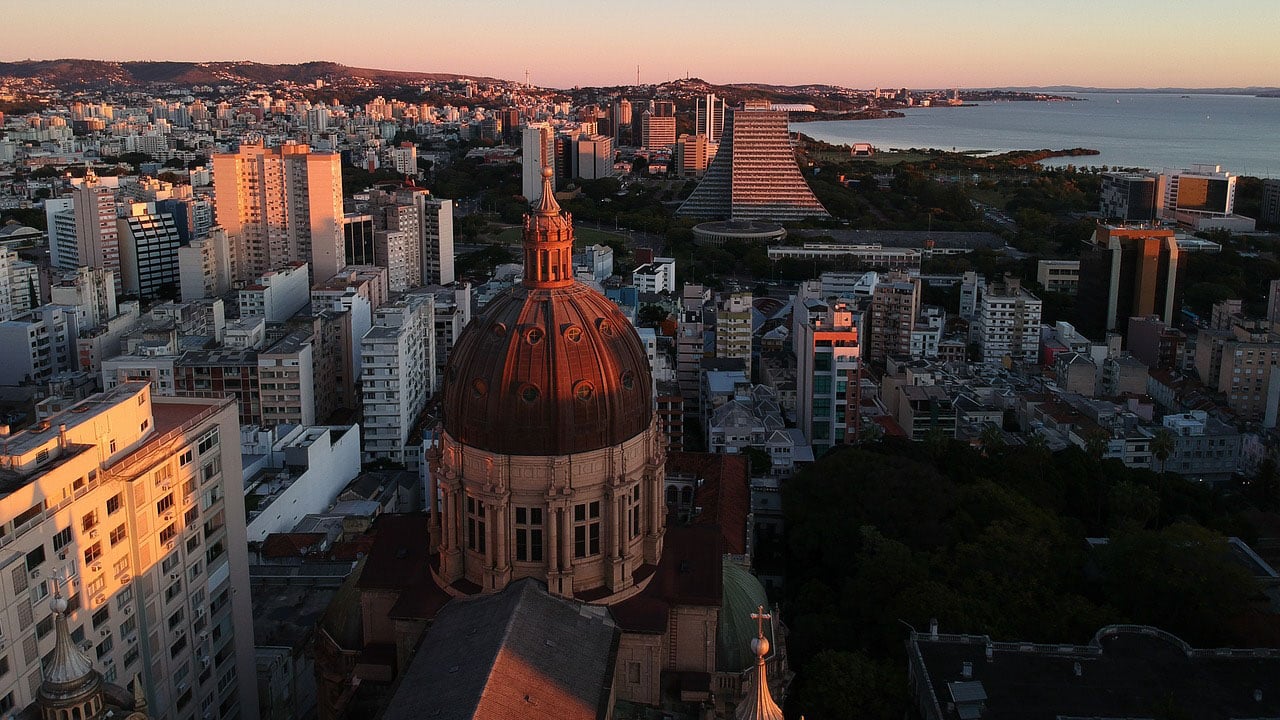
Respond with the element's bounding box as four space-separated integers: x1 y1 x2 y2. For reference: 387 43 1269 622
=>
0 247 39 322
257 329 317 428
101 354 179 396
45 198 79 272
51 267 118 328
360 295 435 464
631 258 676 295
238 263 310 323
0 382 257 718
521 124 555 202
241 424 361 542
0 306 79 385
71 173 123 296
417 195 454 287
977 279 1043 364
178 229 234 302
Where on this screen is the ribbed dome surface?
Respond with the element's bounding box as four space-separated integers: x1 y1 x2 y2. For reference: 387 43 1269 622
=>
443 282 654 456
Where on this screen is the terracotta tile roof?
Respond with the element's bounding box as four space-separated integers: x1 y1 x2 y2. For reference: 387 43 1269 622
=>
668 451 751 556
610 525 724 634
260 532 327 559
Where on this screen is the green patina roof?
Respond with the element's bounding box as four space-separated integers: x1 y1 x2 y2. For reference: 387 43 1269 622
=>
717 563 774 672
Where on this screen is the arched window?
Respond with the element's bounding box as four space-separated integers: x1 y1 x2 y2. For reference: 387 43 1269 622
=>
666 485 678 505
680 487 693 505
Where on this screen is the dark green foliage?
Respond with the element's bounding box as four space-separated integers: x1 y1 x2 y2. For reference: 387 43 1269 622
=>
783 440 1260 719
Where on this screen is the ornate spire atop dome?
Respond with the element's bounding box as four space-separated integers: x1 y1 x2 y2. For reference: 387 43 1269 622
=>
39 578 104 706
522 167 575 289
735 605 784 720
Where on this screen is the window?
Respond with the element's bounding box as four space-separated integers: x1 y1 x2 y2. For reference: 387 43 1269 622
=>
92 606 110 628
120 615 136 637
35 615 53 640
81 511 98 533
197 429 219 455
179 449 193 467
156 493 175 514
25 546 45 573
630 485 642 539
115 586 133 610
109 525 127 547
106 493 122 515
514 507 543 562
83 543 102 564
202 457 221 483
112 557 130 577
573 501 601 558
52 528 72 552
168 608 184 631
165 579 183 604
159 524 177 545
465 497 486 553
96 635 113 659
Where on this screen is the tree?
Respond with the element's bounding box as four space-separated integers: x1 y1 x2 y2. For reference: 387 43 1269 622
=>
1151 429 1175 475
796 650 904 720
979 424 1005 455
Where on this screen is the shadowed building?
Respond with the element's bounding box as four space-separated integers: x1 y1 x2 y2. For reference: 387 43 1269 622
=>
676 102 829 222
1075 225 1181 341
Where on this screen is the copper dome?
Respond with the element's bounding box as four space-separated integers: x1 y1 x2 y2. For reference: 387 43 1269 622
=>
442 171 653 456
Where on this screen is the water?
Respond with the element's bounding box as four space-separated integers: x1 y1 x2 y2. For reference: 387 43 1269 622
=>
794 93 1280 177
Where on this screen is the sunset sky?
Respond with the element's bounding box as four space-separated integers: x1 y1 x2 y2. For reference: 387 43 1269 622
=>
5 0 1277 89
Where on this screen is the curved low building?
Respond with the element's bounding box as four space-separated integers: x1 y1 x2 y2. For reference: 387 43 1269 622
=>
693 219 787 247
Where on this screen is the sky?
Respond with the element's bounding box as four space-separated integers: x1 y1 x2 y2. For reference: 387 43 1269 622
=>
4 0 1278 89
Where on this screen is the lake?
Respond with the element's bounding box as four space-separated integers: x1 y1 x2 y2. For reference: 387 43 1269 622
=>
794 93 1280 177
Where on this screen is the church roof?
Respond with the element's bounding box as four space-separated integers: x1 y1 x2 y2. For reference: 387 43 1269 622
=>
382 578 619 720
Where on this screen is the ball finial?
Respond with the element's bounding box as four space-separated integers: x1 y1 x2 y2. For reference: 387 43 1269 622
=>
541 166 553 179
50 595 68 614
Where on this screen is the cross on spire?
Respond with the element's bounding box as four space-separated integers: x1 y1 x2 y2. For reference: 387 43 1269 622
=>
751 605 771 639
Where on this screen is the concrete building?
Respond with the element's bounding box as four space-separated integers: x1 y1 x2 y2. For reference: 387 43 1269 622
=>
1156 164 1248 230
360 294 435 464
675 134 711 178
1099 171 1157 223
0 246 39 321
715 292 754 379
45 197 79 272
977 277 1042 364
640 111 676 151
71 172 123 295
258 329 318 427
1076 225 1180 340
868 272 920 364
118 202 181 300
1268 278 1280 325
239 263 310 323
1036 259 1080 294
415 194 454 287
575 134 614 180
178 228 234 301
1262 178 1280 227
695 93 726 144
631 258 676 295
1126 316 1184 370
0 306 78 385
676 102 829 221
521 123 556 203
212 140 346 282
242 424 362 541
1160 410 1241 482
0 382 257 718
1194 318 1280 426
51 267 118 328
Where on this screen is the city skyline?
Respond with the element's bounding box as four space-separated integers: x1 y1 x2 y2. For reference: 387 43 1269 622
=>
3 0 1278 89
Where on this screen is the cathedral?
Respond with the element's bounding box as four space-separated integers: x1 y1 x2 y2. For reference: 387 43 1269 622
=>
315 168 785 718
22 586 151 720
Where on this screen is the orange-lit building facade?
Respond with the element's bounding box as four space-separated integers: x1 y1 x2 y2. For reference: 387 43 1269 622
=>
1076 225 1181 340
0 383 256 719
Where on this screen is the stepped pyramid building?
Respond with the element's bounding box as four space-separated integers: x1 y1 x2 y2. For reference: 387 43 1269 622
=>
676 101 829 221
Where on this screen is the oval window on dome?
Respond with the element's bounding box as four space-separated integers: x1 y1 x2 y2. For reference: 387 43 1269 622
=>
471 379 488 398
597 319 616 338
574 381 594 401
621 371 636 391
563 325 583 343
526 327 545 345
492 323 507 337
520 384 540 403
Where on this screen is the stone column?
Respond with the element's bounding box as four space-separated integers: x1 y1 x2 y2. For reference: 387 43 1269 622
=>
546 501 559 573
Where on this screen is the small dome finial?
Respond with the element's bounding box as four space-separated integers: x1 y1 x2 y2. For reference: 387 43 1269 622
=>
49 576 68 614
541 166 553 180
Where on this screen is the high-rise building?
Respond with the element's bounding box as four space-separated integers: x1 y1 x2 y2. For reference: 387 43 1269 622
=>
795 298 860 452
1075 225 1181 340
342 213 375 267
574 134 614 180
360 293 435 464
1156 164 1236 223
1194 317 1280 426
676 102 829 221
1268 278 1280 325
0 246 39 321
177 229 233 302
211 140 345 283
612 99 632 146
45 197 79 271
0 382 257 718
695 93 726 143
715 292 753 378
118 202 181 300
867 272 921 363
977 276 1042 364
1099 172 1157 223
1262 178 1280 227
417 194 455 286
72 172 123 296
521 123 556 202
640 110 676 151
675 134 711 178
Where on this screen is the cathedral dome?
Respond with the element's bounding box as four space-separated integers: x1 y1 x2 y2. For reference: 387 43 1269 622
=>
442 170 653 456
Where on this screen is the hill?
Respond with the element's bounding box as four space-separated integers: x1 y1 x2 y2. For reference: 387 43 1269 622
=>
0 59 497 88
